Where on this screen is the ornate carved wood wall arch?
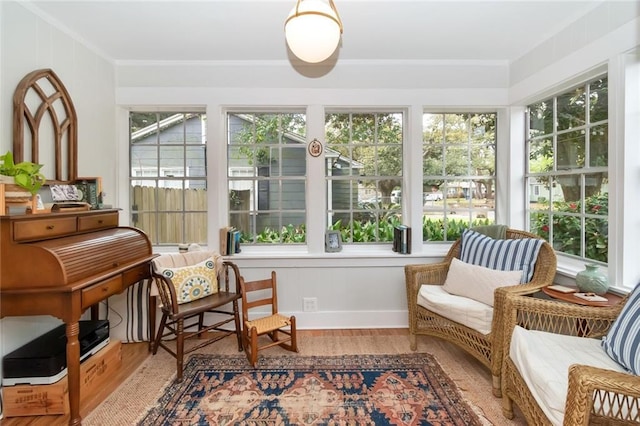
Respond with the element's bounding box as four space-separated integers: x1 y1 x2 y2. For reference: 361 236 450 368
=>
13 68 78 183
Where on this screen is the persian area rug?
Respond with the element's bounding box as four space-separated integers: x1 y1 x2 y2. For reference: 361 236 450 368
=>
138 353 482 426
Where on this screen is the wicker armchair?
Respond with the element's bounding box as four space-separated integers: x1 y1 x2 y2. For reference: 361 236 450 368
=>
404 228 556 397
501 291 640 425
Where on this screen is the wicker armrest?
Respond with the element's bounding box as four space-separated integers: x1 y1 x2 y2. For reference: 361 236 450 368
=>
503 293 624 353
405 261 450 304
405 262 450 287
564 364 640 424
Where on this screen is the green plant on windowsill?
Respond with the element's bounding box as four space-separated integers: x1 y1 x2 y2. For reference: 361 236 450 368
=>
0 151 46 195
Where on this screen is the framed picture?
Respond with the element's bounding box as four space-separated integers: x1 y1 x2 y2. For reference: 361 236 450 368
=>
325 230 342 252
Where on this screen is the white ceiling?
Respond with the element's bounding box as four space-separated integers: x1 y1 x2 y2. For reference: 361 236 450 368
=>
25 0 607 64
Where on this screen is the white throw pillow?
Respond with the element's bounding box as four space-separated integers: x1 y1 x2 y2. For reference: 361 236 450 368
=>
443 258 523 306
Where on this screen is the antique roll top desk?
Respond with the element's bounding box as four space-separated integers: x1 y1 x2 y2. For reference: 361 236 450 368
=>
2 68 159 425
0 209 155 425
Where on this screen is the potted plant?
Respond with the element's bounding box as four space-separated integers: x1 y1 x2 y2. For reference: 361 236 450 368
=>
0 150 46 195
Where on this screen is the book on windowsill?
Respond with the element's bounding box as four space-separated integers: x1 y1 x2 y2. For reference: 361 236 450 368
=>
219 226 235 255
574 292 608 302
546 284 577 294
393 225 411 254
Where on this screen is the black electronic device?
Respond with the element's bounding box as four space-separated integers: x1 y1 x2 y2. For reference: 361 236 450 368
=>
2 320 110 385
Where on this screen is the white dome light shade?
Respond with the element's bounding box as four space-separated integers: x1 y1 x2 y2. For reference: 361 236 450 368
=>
285 0 343 63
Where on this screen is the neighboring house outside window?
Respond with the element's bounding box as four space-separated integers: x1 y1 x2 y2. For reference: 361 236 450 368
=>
129 112 207 246
325 111 403 244
422 112 497 242
526 76 608 263
227 112 307 244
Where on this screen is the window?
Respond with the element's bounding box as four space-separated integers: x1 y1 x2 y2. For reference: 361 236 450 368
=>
227 112 307 244
325 111 404 244
526 76 608 263
129 112 207 246
422 113 497 241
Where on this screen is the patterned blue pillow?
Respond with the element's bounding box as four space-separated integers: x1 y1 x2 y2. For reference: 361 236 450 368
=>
601 283 640 375
459 229 544 283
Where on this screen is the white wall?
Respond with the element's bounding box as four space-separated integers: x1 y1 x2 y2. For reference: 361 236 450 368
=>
0 1 116 376
510 0 640 88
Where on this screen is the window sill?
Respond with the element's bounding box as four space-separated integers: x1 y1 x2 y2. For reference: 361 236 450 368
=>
554 254 632 294
555 255 604 278
153 243 452 268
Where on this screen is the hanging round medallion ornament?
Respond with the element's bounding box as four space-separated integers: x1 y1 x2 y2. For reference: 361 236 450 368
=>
308 139 323 157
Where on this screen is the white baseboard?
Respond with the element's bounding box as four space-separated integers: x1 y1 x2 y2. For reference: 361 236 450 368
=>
289 310 409 330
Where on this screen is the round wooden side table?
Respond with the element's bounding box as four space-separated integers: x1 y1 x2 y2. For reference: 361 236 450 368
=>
541 285 624 307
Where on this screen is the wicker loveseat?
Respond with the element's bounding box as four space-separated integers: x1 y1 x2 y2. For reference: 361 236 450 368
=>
405 228 557 397
502 288 640 425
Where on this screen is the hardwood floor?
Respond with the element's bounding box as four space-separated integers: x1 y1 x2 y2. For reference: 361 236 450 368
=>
0 329 438 425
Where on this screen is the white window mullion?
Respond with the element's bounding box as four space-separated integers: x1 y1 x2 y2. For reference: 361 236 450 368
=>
306 105 326 254
408 105 422 254
615 50 640 290
502 107 522 227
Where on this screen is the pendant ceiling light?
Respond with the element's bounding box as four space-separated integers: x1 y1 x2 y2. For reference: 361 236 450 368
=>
284 0 343 63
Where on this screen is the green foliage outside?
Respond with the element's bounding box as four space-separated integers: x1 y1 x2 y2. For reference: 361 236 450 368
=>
329 216 402 243
325 112 403 201
248 216 494 244
422 113 496 199
233 113 306 166
250 224 307 244
530 192 608 262
422 217 492 241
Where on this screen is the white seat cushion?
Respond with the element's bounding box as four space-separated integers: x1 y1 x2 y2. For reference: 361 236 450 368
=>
510 325 628 426
417 285 493 335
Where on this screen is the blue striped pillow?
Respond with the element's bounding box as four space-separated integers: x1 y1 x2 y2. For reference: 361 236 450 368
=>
601 283 640 375
459 229 544 283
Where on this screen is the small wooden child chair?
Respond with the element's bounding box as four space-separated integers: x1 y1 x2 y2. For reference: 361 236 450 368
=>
239 271 298 366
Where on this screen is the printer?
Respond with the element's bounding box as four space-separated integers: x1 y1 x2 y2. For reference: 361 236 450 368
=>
2 320 110 386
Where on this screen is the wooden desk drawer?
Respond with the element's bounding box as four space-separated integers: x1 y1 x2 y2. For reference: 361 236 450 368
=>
122 264 150 286
13 217 77 241
82 275 122 308
78 212 118 232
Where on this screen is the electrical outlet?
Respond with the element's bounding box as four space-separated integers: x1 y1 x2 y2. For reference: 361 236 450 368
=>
303 297 318 312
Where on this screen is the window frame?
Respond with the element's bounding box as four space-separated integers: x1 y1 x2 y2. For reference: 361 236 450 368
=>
324 109 405 245
225 110 308 246
421 111 498 242
128 111 208 247
524 75 609 265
